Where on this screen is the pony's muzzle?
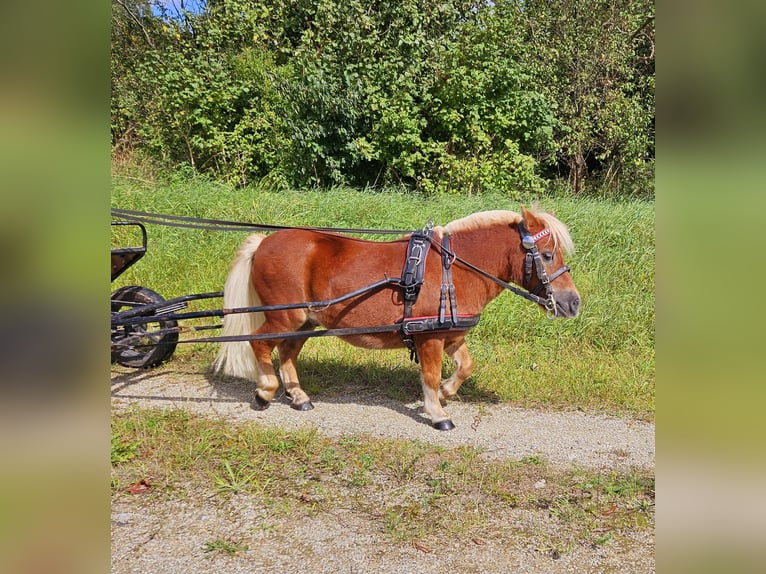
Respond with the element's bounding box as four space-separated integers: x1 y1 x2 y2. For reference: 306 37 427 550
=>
555 291 581 318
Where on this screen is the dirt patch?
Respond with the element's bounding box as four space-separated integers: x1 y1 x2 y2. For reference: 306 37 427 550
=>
111 366 655 573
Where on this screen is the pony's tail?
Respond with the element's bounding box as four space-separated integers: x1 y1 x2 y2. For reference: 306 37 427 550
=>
212 234 267 379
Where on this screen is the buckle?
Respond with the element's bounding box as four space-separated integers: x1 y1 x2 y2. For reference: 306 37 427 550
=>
521 235 535 250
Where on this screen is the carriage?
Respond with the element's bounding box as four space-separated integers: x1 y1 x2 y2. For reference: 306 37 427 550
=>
111 221 181 368
111 207 580 429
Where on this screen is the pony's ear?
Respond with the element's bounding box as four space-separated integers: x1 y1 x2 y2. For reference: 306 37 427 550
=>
521 205 536 226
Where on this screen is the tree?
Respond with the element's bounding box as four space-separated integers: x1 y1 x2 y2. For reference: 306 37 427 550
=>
518 0 655 195
111 0 654 196
111 0 163 151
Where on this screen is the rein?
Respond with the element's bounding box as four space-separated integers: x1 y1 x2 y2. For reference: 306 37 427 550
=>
112 210 569 315
111 208 413 235
112 211 572 354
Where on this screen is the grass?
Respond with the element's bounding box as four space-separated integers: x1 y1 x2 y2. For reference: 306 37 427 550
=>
202 537 248 558
213 460 267 495
111 164 653 418
112 407 654 552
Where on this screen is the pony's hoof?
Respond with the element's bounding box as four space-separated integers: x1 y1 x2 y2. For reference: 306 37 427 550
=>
291 401 314 411
433 419 455 431
253 394 271 410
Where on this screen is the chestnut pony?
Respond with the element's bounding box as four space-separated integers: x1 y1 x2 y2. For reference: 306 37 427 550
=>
213 206 580 430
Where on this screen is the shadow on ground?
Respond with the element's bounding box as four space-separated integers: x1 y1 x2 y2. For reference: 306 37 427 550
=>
111 355 500 429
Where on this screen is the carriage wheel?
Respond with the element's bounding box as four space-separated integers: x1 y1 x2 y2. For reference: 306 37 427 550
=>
111 285 179 368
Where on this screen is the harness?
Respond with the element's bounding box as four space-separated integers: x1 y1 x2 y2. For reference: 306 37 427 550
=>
396 218 572 361
518 219 572 312
436 221 571 320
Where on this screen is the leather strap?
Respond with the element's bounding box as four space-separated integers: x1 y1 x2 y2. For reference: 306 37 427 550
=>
401 313 481 335
398 227 474 363
399 222 434 361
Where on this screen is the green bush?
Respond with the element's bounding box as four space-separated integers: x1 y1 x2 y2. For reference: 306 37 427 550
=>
111 0 654 197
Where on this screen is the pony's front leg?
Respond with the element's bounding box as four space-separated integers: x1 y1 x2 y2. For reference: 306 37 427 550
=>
278 338 313 411
416 337 455 430
249 340 281 409
439 337 474 401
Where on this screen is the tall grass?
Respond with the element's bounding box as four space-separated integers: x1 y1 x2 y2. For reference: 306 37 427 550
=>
111 168 654 418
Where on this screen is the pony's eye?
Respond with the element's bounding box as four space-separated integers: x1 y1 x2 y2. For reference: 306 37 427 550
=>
542 251 554 263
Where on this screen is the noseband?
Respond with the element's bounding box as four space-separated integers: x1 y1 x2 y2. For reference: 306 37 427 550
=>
518 221 571 317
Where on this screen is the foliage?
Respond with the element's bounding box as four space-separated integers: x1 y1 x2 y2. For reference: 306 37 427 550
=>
111 0 654 197
518 0 655 195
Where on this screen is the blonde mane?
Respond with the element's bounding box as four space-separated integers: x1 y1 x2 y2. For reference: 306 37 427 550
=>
438 207 574 255
439 210 520 235
535 210 575 255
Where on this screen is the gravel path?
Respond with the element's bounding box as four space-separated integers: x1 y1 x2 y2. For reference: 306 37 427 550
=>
111 367 654 470
111 366 655 573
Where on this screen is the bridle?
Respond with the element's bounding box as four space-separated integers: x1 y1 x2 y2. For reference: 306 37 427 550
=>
438 220 571 318
518 219 572 316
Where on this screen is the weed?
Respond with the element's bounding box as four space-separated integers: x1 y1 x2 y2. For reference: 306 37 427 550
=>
422 478 447 509
549 496 592 524
385 440 427 483
384 505 425 541
203 537 248 558
339 436 360 448
260 428 297 454
111 434 140 465
111 408 654 557
252 521 277 534
520 454 544 465
319 447 345 473
594 533 613 546
349 453 375 486
634 496 655 513
575 470 655 500
358 453 375 471
213 460 259 495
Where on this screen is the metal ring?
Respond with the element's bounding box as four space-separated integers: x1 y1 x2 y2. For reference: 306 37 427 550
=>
544 297 557 319
546 307 557 319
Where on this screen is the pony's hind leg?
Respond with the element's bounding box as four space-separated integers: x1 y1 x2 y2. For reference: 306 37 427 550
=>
248 310 312 410
278 337 313 411
439 337 474 401
249 339 281 409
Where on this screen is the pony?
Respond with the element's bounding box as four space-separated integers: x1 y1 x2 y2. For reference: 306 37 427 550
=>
213 205 580 430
